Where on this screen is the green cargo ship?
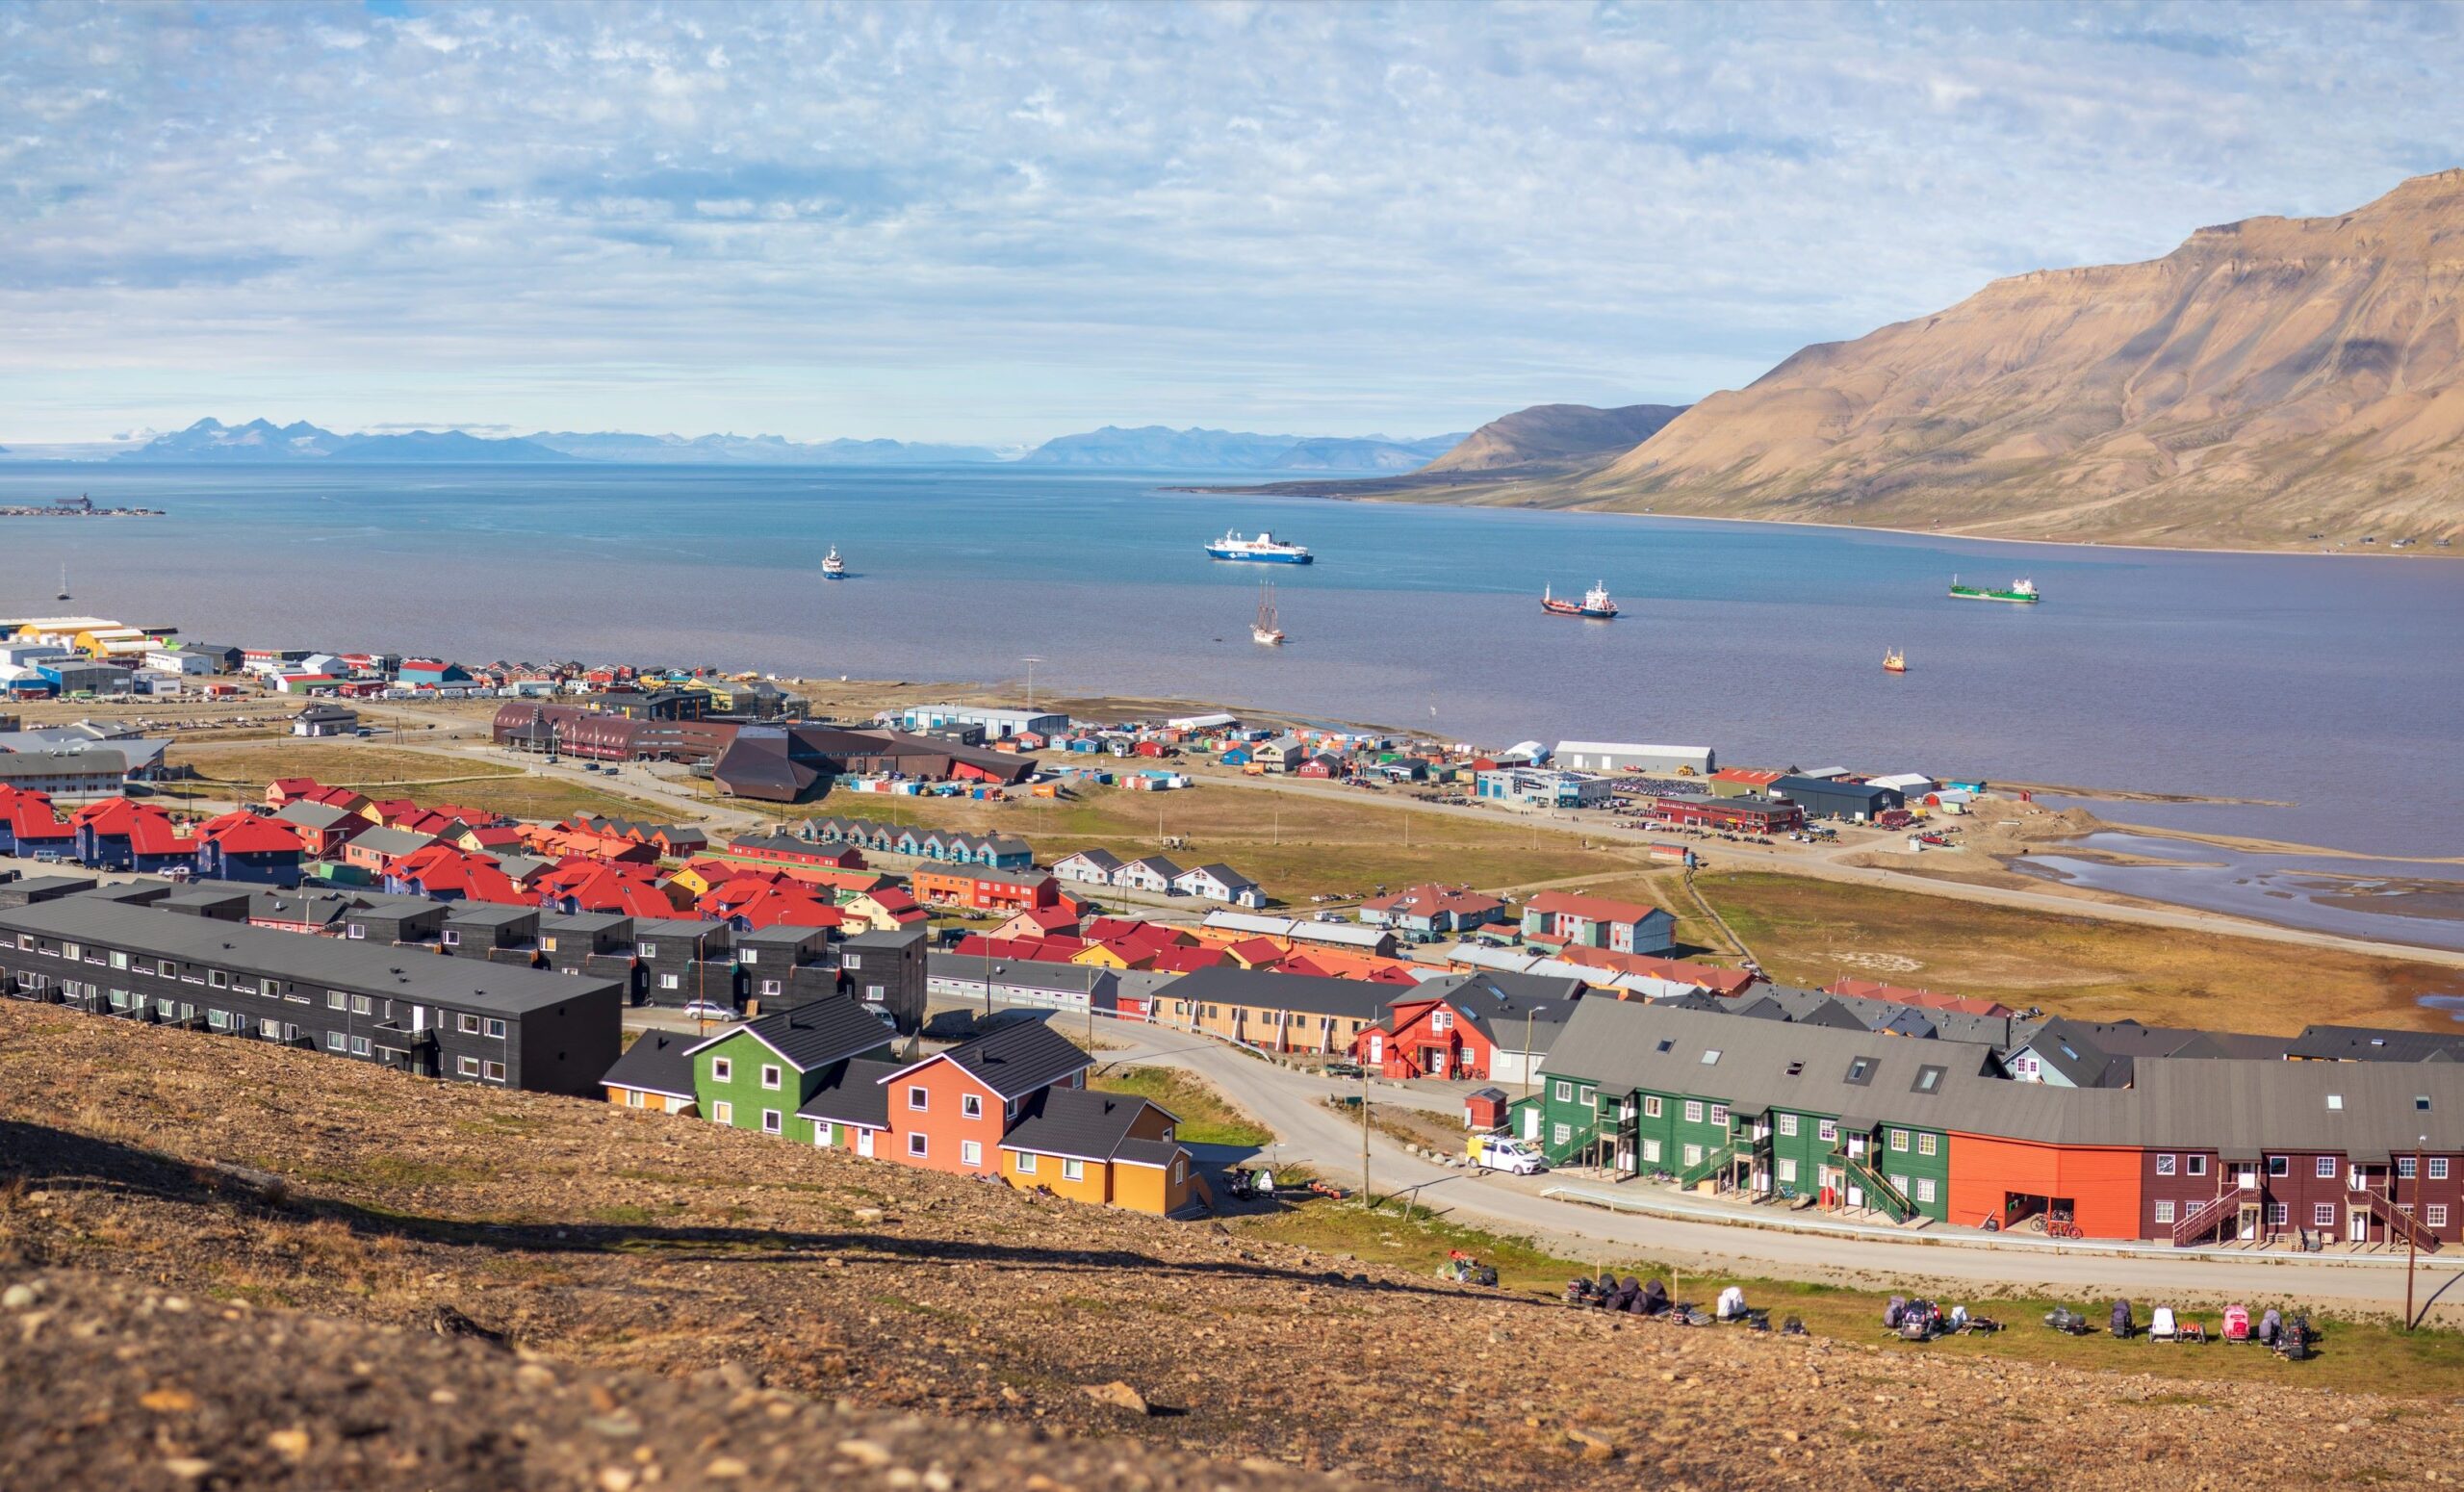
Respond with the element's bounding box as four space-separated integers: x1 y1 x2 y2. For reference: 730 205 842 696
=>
1948 575 2039 604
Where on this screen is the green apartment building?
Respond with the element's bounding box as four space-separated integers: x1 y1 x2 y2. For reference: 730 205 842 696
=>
686 1003 901 1145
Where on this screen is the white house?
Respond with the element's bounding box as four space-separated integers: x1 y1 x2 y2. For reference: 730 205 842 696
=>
1111 855 1182 894
1169 862 1266 909
143 649 217 676
294 702 361 737
1051 848 1124 885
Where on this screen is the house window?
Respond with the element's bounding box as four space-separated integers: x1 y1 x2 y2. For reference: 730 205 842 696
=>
908 1086 929 1111
961 1140 982 1167
1777 1114 1798 1137
2153 1199 2175 1225
2268 1155 2289 1177
482 1061 504 1082
1682 1145 1703 1168
1776 1157 1798 1183
962 1094 983 1119
1700 1049 1721 1066
712 1058 732 1082
1708 1104 1729 1127
660 974 680 990
2267 1202 2289 1226
457 1056 480 1076
1912 1066 1944 1093
760 980 781 997
1641 1139 1661 1164
1430 1010 1452 1033
1884 1128 1907 1152
1578 1085 1597 1108
760 1065 783 1091
2186 1154 2206 1176
348 924 365 939
2313 1203 2337 1228
354 995 374 1016
627 1090 646 1109
761 1109 783 1134
2433 1158 2451 1181
1816 1120 1837 1144
1552 1123 1571 1146
637 942 656 959
1642 1095 1662 1119
458 1014 481 1035
713 1101 733 1124
207 969 229 989
2429 1206 2450 1229
326 1032 347 1051
2155 1154 2176 1176
328 991 347 1010
2399 1157 2418 1179
1062 1158 1085 1181
740 950 758 965
907 1133 928 1158
2317 1156 2338 1179
1016 1151 1037 1174
351 1037 371 1057
1917 1133 1938 1158
1914 1178 1937 1205
442 930 461 946
1553 1081 1572 1103
1683 1101 1703 1124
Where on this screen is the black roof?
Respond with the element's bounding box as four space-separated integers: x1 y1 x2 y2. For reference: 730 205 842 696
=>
442 903 540 928
696 998 894 1072
905 1017 1091 1099
2285 1025 2464 1063
1393 972 1581 1042
1161 965 1395 1021
998 1085 1171 1164
797 1057 903 1128
602 1030 697 1100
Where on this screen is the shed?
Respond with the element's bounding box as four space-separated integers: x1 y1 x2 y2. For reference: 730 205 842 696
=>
1463 1086 1510 1133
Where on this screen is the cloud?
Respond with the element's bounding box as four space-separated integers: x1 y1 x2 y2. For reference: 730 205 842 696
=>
0 0 2458 443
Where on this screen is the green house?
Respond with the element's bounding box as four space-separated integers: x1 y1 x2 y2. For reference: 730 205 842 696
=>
688 1001 900 1145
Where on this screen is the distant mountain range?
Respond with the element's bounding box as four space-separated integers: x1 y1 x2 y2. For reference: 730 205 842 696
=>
111 419 569 463
1018 425 1465 470
521 431 1005 465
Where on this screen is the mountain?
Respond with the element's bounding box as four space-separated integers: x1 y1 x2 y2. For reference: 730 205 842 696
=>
1269 433 1468 471
1582 168 2464 548
523 431 1002 464
325 430 575 462
1020 425 1309 467
113 417 348 461
1420 403 1688 474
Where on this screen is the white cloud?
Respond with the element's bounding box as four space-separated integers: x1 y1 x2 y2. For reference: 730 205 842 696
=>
0 0 2457 443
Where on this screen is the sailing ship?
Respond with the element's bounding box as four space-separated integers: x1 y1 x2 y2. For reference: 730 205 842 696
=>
822 547 847 579
1251 581 1285 646
1883 648 1907 674
56 564 70 602
1541 580 1618 619
1948 575 2039 604
1205 528 1314 564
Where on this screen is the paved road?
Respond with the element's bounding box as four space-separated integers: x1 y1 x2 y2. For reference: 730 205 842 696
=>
1099 1016 2464 1321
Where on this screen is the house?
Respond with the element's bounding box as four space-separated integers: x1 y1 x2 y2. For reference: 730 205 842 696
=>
1146 965 1392 1054
1169 863 1266 908
192 810 307 887
68 798 196 873
293 703 360 737
678 1000 901 1142
0 747 137 800
1248 734 1305 772
844 886 929 933
1110 855 1181 894
397 659 474 687
341 825 439 878
1475 767 1616 810
873 1018 1094 1177
601 1029 700 1116
992 904 1081 941
1199 910 1399 959
999 1086 1196 1215
1293 754 1344 780
910 865 1060 914
0 786 76 860
1051 848 1123 886
1357 884 1508 938
1353 971 1584 1082
924 954 1119 1013
1519 891 1676 956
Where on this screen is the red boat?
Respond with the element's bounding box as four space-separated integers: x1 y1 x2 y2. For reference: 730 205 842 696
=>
1542 581 1618 619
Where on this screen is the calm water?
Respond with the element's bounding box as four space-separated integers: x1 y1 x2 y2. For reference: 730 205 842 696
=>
3 463 2459 935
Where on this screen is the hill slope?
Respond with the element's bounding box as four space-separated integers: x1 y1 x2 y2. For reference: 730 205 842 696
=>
1587 168 2464 548
1421 402 1688 474
8 1003 2464 1490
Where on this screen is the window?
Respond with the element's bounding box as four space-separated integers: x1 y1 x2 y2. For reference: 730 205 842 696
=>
627 1090 646 1109
739 950 758 965
2419 1095 2433 1112
2399 1157 2418 1179
1430 1011 1452 1033
1578 1085 1597 1108
2266 1202 2288 1226
908 1086 929 1112
458 1014 482 1035
2153 1199 2176 1224
2433 1158 2451 1181
1784 1060 1804 1077
348 924 366 939
961 1140 982 1167
1642 1139 1661 1164
907 1133 928 1158
1700 1048 1722 1066
2186 1154 2206 1176
2325 1094 2343 1111
1778 1114 1799 1138
1655 1040 1675 1054
713 1101 732 1124
760 980 781 997
1062 1158 1084 1182
962 1093 983 1119
761 1109 783 1135
2429 1205 2450 1229
1914 1178 1937 1204
1016 1151 1037 1174
328 991 347 1011
712 1058 732 1082
844 954 863 969
1776 1158 1797 1183
442 930 461 947
1912 1065 1945 1094
1643 1095 1662 1119
350 1037 371 1057
1917 1133 1938 1158
327 1031 347 1051
1888 1128 1909 1152
637 942 655 959
2314 1203 2337 1228
2155 1154 2176 1176
2269 1155 2289 1177
1682 1145 1703 1168
482 1061 504 1082
1708 1104 1729 1127
1683 1100 1704 1124
2317 1156 2339 1179
1817 1120 1837 1144
1553 1081 1572 1102
760 1065 783 1091
1552 1123 1571 1146
457 1056 480 1076
659 974 680 990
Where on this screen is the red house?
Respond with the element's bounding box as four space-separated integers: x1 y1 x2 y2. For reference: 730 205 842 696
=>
1353 974 1583 1082
880 1020 1092 1177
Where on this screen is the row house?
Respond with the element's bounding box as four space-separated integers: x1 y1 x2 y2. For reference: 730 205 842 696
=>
1353 971 1584 1082
1518 890 1677 957
1143 965 1389 1056
910 865 1061 914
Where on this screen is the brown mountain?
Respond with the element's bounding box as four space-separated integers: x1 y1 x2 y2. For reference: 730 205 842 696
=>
1421 401 1688 473
1579 168 2464 549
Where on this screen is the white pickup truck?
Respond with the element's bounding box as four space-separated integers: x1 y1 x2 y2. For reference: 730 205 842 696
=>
1466 1134 1547 1174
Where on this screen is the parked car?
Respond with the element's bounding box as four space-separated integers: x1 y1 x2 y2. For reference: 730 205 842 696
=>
1322 1061 1365 1080
679 1000 736 1022
1467 1135 1547 1175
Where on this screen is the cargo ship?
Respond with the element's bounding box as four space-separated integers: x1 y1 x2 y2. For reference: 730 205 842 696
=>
1542 581 1618 619
1205 529 1313 564
1948 575 2038 604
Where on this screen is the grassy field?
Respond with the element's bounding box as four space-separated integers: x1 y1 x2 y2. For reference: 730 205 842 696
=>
1232 1196 2464 1400
160 742 671 823
1670 870 2462 1034
1090 1066 1274 1147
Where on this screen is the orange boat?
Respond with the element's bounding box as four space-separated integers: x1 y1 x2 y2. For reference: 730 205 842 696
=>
1884 648 1908 674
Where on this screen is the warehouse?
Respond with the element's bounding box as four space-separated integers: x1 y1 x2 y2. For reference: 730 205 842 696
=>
1475 767 1616 810
1647 793 1805 834
1769 774 1905 822
898 704 1068 741
1553 741 1715 776
0 893 623 1094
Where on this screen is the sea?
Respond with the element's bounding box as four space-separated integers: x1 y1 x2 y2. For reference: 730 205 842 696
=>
4 462 2461 950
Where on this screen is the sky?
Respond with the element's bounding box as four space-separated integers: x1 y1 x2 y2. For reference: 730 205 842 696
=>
3 0 2461 446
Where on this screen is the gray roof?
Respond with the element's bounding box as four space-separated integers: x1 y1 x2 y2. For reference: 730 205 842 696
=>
348 826 436 858
0 748 129 779
2013 1018 2132 1089
602 1029 697 1100
2284 1026 2464 1064
899 1017 1091 1099
0 895 618 1016
796 1057 903 1129
1393 972 1581 1046
998 1086 1174 1164
692 998 893 1072
1159 965 1394 1022
441 903 540 929
273 801 359 831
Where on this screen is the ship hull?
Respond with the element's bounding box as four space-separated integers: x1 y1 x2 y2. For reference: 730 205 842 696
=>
1542 601 1616 619
1207 547 1312 564
1948 588 2037 604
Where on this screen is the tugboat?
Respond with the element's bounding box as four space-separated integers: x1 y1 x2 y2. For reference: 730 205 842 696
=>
1541 580 1618 619
1205 528 1313 564
1883 648 1907 674
1948 575 2039 604
822 547 847 579
1250 581 1285 646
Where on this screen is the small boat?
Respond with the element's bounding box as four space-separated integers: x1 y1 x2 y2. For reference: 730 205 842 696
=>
1205 528 1313 564
56 564 70 602
822 547 847 579
1251 581 1285 646
1883 648 1907 674
1949 575 2038 604
1542 580 1618 619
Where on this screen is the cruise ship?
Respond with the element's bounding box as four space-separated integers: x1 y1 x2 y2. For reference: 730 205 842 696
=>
1205 528 1313 564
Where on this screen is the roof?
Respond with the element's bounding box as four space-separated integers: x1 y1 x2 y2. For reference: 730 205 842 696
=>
0 895 618 1016
1523 890 1666 926
2012 1017 2133 1088
998 1086 1176 1164
0 749 129 779
2284 1025 2464 1063
889 1017 1091 1100
1160 964 1395 1021
1772 775 1899 802
690 998 895 1071
795 1057 905 1129
602 1030 698 1100
1176 862 1257 887
274 801 360 831
1388 971 1582 1046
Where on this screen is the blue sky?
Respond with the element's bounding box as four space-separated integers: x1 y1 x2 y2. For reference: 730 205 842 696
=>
2 0 2459 445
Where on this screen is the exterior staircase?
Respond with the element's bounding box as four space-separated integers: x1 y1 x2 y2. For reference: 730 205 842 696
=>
1540 1116 1603 1169
2170 1190 2241 1248
2357 1186 2442 1252
1675 1141 1736 1189
1838 1152 1916 1222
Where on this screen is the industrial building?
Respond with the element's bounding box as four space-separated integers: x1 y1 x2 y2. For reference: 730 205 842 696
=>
1769 775 1906 822
897 704 1069 741
1475 767 1617 810
1553 741 1716 776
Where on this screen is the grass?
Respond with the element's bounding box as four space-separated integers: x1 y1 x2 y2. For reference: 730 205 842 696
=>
1678 870 2464 1035
1090 1066 1273 1147
159 740 674 824
1231 1194 2464 1399
167 741 523 786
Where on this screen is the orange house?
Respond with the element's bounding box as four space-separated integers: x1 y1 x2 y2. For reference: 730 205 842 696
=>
1947 1133 2144 1240
909 866 1060 913
880 1019 1092 1177
998 1087 1197 1215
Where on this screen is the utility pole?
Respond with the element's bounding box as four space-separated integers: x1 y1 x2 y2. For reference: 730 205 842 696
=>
2408 1133 2426 1329
1020 656 1044 711
1358 1064 1372 1205
1523 1009 1534 1103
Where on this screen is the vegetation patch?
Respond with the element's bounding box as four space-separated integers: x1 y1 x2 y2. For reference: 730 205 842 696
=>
1091 1066 1273 1147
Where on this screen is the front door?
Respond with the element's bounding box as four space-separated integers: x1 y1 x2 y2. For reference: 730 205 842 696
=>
1422 1046 1447 1077
2348 1208 2369 1245
857 1129 875 1159
1521 1107 1540 1142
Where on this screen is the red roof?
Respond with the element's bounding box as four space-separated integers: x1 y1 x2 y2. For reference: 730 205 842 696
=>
1148 944 1228 974
197 812 305 855
1225 937 1287 968
1710 768 1786 786
1524 889 1660 926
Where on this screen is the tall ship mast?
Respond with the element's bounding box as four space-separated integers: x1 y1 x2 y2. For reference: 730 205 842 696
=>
1251 580 1285 646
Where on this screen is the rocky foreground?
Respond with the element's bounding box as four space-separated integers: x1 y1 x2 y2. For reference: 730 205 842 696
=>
4 1002 2462 1489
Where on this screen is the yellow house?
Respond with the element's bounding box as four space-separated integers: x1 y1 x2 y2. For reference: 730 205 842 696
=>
996 1087 1197 1216
1070 941 1135 970
666 862 730 898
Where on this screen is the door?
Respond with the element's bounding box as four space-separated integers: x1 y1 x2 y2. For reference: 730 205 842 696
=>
856 1129 875 1159
2348 1208 2369 1245
1521 1107 1539 1142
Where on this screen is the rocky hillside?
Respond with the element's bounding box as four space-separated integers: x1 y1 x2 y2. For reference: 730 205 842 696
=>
7 1004 2464 1489
1587 169 2464 548
1420 402 1688 474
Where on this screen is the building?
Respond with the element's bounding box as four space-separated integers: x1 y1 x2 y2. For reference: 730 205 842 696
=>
601 1029 700 1116
875 1018 1095 1176
293 703 360 737
926 953 1119 1014
1519 891 1676 956
1353 971 1583 1082
1707 768 1787 798
1648 793 1806 835
1051 848 1123 886
896 705 1068 741
1357 884 1509 938
910 866 1060 914
680 1001 903 1141
1168 863 1266 908
1475 767 1617 810
0 893 622 1094
1145 965 1391 1054
0 749 133 800
998 1085 1197 1214
1199 910 1399 958
1552 742 1716 776
1111 855 1180 894
1770 775 1906 822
